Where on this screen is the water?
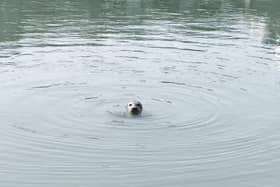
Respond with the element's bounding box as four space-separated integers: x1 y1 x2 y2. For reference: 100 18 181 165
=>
1 0 280 186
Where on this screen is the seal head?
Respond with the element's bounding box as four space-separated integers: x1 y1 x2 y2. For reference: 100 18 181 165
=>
127 101 143 115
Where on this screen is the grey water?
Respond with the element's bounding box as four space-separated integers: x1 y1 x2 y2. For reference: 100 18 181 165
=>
1 0 280 186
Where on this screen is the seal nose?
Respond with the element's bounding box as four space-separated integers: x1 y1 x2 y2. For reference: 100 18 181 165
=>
131 107 138 112
131 107 139 114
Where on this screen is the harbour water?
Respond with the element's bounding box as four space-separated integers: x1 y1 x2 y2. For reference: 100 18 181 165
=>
0 0 280 186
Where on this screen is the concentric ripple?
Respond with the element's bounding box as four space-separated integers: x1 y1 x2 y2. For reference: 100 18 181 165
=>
1 79 280 186
11 82 227 133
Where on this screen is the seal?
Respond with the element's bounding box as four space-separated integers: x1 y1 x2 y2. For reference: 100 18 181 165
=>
127 101 143 116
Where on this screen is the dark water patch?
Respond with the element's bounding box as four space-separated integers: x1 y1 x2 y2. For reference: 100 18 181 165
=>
84 96 99 100
13 125 37 134
147 45 207 52
160 81 186 86
115 56 142 60
189 25 218 31
31 83 63 89
151 98 172 104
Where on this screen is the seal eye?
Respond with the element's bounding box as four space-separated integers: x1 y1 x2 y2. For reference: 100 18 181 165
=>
136 103 141 107
128 103 133 107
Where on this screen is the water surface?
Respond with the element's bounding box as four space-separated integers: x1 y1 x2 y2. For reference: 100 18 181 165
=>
1 0 280 186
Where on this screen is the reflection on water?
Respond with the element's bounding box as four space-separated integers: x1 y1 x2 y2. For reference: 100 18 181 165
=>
1 0 280 43
0 0 280 187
